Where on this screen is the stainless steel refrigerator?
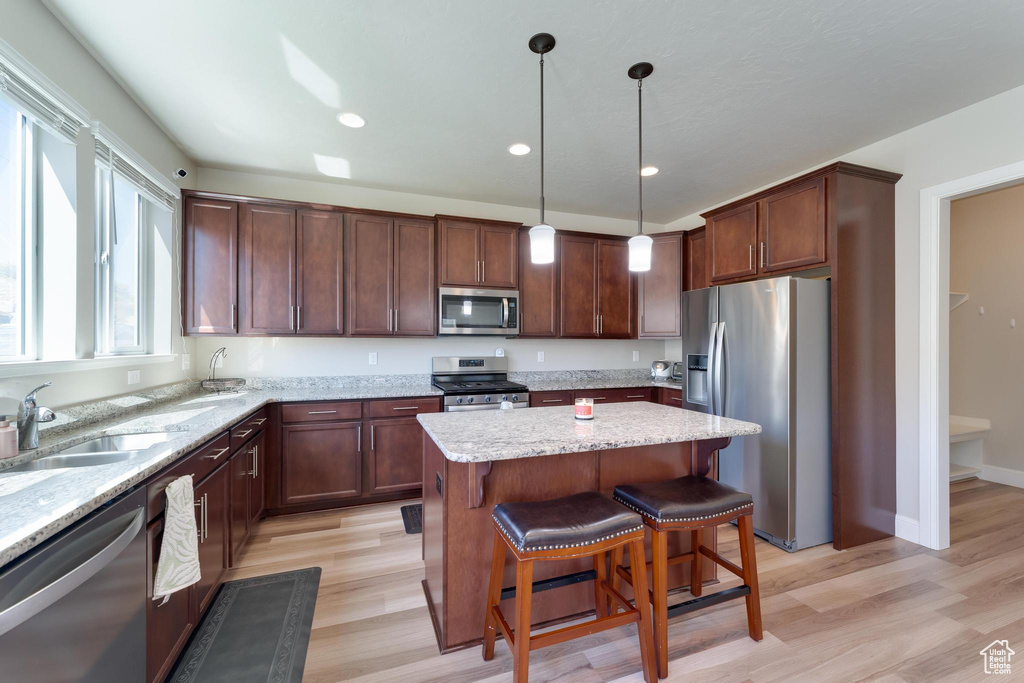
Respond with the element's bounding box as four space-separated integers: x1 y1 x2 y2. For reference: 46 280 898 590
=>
680 276 831 551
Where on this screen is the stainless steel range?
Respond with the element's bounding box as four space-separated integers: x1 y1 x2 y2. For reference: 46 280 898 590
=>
431 356 529 411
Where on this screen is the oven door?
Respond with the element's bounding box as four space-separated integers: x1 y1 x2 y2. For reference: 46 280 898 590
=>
438 287 519 335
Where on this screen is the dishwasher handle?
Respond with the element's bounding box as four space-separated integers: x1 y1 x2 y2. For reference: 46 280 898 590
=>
0 507 144 637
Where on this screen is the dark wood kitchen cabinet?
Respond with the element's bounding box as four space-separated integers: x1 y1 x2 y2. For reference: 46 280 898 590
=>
281 421 362 504
296 209 344 335
240 203 296 335
438 216 519 289
194 462 228 614
518 229 559 337
365 417 424 495
146 518 196 683
638 233 681 337
559 235 599 337
184 197 238 335
228 447 250 566
248 431 266 526
596 239 634 338
684 227 707 291
759 176 827 272
575 387 652 403
707 201 758 283
347 213 436 336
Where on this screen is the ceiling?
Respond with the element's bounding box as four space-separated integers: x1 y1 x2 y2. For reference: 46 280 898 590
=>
46 0 1024 223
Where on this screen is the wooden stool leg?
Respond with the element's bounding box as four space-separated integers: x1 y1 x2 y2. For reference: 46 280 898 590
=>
513 559 534 683
593 551 608 618
629 538 657 683
608 545 624 615
737 514 764 641
690 528 703 597
482 533 506 661
650 528 669 678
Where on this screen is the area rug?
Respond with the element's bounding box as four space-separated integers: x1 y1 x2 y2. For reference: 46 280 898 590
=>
401 503 422 534
168 567 321 683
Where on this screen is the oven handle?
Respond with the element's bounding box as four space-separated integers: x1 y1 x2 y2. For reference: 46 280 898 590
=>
445 402 529 412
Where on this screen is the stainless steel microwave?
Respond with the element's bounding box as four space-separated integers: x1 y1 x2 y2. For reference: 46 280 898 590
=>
438 287 519 335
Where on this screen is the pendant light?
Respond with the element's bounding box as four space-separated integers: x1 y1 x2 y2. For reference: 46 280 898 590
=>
528 33 556 264
627 62 654 272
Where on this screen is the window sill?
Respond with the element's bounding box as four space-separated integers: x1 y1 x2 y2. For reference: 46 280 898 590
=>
0 354 178 378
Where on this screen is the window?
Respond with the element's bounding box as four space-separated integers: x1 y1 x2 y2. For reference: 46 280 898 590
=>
0 98 35 361
95 168 148 355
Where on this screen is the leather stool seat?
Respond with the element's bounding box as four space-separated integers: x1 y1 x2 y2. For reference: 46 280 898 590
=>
614 475 753 523
492 491 644 553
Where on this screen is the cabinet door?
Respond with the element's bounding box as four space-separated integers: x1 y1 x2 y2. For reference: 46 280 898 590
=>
228 448 250 567
297 209 344 335
597 239 633 338
559 235 599 337
249 432 266 526
518 230 558 337
638 234 681 337
394 219 436 336
240 204 296 334
346 214 394 336
194 463 228 614
684 228 707 291
759 177 827 272
529 390 573 407
439 220 480 286
366 418 423 495
184 198 237 334
281 422 362 504
480 224 518 288
707 202 757 283
146 519 195 683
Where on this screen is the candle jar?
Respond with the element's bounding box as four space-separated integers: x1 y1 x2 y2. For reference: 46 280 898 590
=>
574 398 594 420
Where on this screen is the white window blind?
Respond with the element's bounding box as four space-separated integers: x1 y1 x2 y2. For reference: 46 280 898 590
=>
0 39 88 143
93 126 178 211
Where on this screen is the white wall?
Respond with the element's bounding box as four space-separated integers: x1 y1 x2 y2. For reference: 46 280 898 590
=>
0 1 196 412
662 83 1024 530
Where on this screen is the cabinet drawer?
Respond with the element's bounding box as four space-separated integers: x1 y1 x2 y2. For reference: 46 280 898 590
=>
364 397 441 418
529 391 573 407
281 401 362 423
229 408 267 449
146 432 230 521
575 388 652 404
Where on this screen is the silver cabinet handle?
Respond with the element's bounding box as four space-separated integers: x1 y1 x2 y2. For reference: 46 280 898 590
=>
760 241 765 268
250 418 267 426
392 406 419 411
195 500 203 540
394 308 399 332
670 396 683 402
481 260 485 283
387 308 392 332
233 429 252 439
202 447 229 461
254 444 258 478
357 425 361 451
297 305 302 330
0 508 144 636
231 304 237 331
307 409 338 415
749 244 753 270
370 425 375 451
626 394 645 398
590 397 606 401
203 493 208 542
194 493 208 542
249 445 257 477
290 305 295 330
541 399 563 403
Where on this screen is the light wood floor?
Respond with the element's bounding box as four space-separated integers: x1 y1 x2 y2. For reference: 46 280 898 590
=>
226 479 1024 682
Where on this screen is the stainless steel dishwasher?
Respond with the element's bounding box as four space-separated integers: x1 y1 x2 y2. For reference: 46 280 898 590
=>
0 486 146 682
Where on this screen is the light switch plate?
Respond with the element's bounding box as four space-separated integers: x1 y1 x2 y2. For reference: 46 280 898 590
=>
369 352 378 365
537 351 545 362
632 350 640 362
127 369 141 385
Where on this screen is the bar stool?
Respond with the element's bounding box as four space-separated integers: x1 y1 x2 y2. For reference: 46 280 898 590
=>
482 491 656 683
611 475 763 678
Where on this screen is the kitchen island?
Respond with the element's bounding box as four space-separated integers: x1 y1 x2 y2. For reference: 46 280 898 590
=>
417 401 761 652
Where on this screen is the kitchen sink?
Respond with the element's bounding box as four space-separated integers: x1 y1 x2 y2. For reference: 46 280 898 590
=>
58 432 178 455
5 451 145 471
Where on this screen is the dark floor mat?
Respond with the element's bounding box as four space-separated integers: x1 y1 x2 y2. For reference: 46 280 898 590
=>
401 503 422 534
169 567 321 683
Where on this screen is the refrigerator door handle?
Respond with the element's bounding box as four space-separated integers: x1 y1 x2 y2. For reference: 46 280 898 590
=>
706 322 718 414
714 321 726 415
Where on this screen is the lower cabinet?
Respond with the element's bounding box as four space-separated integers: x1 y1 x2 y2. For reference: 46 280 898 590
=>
249 431 266 526
281 421 363 504
194 463 229 614
575 387 652 404
365 417 423 495
146 518 196 683
657 387 685 407
228 448 250 566
529 390 573 407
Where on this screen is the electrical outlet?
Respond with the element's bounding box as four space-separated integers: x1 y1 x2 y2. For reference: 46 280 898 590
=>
369 352 378 365
127 369 141 385
537 351 545 362
632 350 640 362
181 353 190 371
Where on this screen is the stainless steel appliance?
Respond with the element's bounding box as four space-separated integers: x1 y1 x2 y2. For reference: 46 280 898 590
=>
0 486 146 681
650 360 672 379
438 287 519 336
680 276 831 551
431 356 529 411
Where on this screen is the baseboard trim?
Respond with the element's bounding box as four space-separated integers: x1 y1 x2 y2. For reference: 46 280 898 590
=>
895 514 921 544
980 464 1024 489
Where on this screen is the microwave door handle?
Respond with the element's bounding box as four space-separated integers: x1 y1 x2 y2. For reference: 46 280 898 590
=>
501 298 509 328
706 322 718 414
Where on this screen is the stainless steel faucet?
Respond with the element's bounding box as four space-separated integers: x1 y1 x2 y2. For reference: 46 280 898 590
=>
208 347 228 381
18 382 56 451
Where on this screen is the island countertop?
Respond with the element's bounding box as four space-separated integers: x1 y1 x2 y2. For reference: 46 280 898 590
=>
417 402 761 463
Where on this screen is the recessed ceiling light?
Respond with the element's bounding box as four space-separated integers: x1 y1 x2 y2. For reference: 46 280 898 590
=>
640 166 659 176
337 112 365 128
508 143 531 155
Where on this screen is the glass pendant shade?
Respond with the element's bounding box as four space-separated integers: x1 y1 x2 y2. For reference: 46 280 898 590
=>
628 233 653 272
529 223 556 264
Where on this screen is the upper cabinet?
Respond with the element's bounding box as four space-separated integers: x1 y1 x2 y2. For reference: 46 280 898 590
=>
438 217 519 289
638 233 681 337
296 210 344 335
184 197 238 335
346 213 435 336
596 239 634 338
240 204 296 335
517 228 559 337
706 201 758 283
684 227 707 291
559 235 635 339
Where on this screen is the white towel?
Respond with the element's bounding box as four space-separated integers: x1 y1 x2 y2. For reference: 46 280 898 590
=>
153 475 201 604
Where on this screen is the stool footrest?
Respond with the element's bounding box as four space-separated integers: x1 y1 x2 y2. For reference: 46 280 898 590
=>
499 569 597 601
666 585 750 618
530 609 639 651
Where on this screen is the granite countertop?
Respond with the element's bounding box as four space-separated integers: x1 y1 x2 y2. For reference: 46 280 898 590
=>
526 377 685 392
0 381 441 568
417 401 761 463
